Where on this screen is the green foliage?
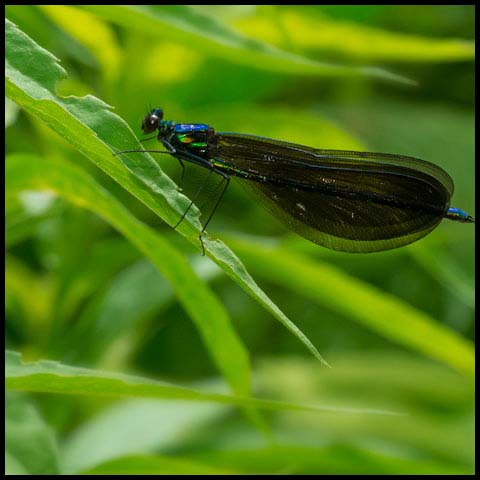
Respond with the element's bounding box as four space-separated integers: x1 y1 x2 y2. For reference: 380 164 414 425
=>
5 5 474 475
5 391 59 474
6 152 253 397
233 6 474 62
226 237 474 377
5 17 324 367
6 350 397 416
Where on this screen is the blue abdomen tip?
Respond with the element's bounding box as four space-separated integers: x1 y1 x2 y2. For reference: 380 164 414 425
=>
446 207 475 223
448 207 468 218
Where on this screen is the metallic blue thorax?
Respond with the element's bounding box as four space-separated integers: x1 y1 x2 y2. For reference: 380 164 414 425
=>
174 123 209 134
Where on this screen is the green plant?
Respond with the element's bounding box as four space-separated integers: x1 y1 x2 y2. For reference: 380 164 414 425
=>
5 6 474 475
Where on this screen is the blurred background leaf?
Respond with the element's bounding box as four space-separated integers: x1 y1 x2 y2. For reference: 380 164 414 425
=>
232 6 474 62
5 5 474 475
5 391 60 475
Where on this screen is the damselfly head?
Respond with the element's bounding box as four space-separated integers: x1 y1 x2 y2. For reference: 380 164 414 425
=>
141 108 163 134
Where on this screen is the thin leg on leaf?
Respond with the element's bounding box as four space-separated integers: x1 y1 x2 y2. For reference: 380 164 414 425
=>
173 167 215 230
201 173 230 234
177 158 186 185
198 172 230 256
198 233 206 256
140 135 158 144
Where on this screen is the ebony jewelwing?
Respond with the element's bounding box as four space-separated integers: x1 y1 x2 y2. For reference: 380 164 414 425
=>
116 108 474 254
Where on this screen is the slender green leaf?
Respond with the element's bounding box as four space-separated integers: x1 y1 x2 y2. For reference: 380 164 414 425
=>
234 8 475 62
5 391 59 475
5 351 400 417
191 445 471 475
5 17 325 366
81 5 412 84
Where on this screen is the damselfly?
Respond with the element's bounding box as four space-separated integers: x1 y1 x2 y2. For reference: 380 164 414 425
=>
116 108 474 254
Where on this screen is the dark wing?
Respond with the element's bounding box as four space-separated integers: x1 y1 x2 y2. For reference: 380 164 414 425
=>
217 133 454 253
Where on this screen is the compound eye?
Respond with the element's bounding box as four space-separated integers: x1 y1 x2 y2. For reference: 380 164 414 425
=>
142 114 158 133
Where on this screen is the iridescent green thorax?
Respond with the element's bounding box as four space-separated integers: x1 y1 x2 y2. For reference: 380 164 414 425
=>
175 133 207 148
